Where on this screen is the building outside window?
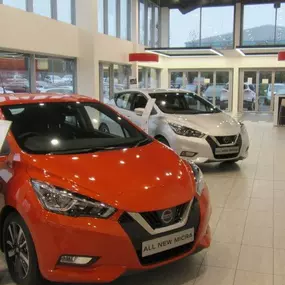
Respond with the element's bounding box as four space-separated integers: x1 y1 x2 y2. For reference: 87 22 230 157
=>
108 0 117 37
170 6 234 48
139 67 160 88
33 0 51 18
242 3 285 46
35 57 75 94
57 0 72 24
97 0 131 40
139 0 160 47
3 0 26 10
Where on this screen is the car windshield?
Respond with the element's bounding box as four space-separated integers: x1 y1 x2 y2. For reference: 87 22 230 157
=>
2 102 151 154
149 92 221 114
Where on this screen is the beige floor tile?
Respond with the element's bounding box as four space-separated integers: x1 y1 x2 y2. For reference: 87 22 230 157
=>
253 180 274 190
209 207 223 232
274 275 285 285
237 245 273 274
274 181 285 191
213 223 244 244
274 249 285 276
210 193 229 208
246 211 273 228
274 213 285 230
218 209 248 226
225 195 250 210
249 198 274 212
195 266 236 285
274 171 285 181
251 188 274 199
274 228 285 249
242 225 273 248
203 242 241 269
234 271 273 285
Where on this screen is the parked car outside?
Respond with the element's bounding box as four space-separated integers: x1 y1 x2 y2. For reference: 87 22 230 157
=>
107 89 250 163
0 93 211 284
44 75 63 85
40 86 73 94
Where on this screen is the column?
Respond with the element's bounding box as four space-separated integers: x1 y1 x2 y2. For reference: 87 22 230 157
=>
75 0 97 98
234 3 241 47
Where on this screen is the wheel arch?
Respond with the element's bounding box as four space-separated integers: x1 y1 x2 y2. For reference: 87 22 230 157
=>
0 205 18 252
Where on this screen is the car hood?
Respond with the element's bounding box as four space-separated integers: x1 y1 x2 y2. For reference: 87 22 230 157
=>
165 112 240 136
25 142 195 212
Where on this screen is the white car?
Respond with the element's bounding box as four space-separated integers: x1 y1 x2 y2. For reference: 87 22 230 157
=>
44 75 63 85
40 86 73 94
104 89 250 163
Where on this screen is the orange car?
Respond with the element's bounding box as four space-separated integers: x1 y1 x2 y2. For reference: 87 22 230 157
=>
0 94 211 285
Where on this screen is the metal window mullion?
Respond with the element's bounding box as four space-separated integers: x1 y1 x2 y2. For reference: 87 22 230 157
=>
99 63 104 101
199 7 202 46
127 0 131 41
151 4 155 46
26 0 33 12
51 0 57 20
110 64 114 100
255 71 260 112
144 0 148 46
228 69 233 112
71 0 76 25
271 71 275 111
30 54 36 93
117 0 121 38
104 0 108 35
198 71 201 96
213 72 217 105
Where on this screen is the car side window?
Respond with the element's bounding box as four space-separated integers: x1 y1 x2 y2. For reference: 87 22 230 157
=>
131 93 148 111
115 93 132 110
0 140 10 156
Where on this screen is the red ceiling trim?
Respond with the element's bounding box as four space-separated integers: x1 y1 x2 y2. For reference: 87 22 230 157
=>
278 51 285 61
129 53 159 62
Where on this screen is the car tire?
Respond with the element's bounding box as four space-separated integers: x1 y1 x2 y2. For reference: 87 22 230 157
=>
156 136 170 147
99 123 110 134
3 212 45 285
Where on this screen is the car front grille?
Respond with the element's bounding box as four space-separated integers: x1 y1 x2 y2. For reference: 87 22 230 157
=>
119 198 200 266
140 203 188 229
206 134 242 159
215 135 237 145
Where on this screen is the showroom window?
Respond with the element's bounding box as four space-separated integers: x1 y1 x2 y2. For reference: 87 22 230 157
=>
0 51 30 94
99 62 132 103
3 0 26 10
2 0 75 25
97 0 131 41
170 6 234 48
139 67 161 88
242 3 285 46
139 0 161 47
169 69 233 111
35 56 75 94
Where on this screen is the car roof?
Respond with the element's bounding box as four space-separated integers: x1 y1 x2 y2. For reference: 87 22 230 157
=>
0 93 99 106
115 88 192 95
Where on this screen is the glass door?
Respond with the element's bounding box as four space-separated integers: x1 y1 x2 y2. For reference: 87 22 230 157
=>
201 71 215 104
186 72 199 93
241 71 257 111
216 71 230 110
99 63 112 103
273 71 285 110
258 71 272 112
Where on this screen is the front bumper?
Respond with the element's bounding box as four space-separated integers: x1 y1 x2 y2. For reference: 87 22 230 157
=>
170 130 249 163
24 190 211 283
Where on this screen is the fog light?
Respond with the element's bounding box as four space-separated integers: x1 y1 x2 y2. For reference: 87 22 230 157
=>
181 151 197 157
59 255 95 266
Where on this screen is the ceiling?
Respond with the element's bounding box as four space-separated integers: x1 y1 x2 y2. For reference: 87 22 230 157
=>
153 0 282 14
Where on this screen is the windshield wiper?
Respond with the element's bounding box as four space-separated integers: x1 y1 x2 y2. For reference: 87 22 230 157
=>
135 137 152 147
47 146 119 155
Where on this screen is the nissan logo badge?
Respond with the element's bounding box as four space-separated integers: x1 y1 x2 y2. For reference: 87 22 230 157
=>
161 209 174 224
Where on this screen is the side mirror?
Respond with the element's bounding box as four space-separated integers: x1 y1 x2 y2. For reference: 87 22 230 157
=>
134 108 144 116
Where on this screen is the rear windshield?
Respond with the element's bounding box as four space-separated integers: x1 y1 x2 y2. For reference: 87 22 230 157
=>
149 92 221 115
1 102 151 154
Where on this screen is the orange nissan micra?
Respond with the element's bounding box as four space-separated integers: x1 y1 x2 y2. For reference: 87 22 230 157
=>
0 94 211 285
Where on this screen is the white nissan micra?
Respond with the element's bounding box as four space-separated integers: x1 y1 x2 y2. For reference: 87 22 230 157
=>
103 89 249 163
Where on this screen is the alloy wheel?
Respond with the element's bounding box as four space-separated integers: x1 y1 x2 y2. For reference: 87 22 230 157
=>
5 222 30 280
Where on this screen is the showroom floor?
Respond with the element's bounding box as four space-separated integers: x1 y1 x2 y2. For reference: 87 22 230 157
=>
0 113 285 285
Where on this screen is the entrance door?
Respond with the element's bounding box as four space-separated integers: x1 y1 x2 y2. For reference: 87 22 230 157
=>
258 71 272 112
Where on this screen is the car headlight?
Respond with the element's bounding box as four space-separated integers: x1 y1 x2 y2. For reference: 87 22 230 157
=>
169 123 204 138
188 162 205 196
239 121 246 132
31 180 116 218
